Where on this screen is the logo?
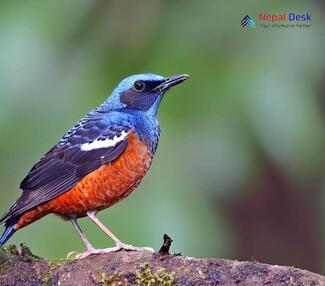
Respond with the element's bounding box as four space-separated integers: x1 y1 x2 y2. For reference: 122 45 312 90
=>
241 12 312 29
241 15 256 28
259 12 311 22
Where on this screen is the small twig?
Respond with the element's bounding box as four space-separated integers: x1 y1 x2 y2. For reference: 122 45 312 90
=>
158 234 173 255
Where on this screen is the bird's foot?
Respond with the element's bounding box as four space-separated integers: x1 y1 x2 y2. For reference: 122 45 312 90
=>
115 242 154 253
67 247 98 260
67 243 154 260
67 247 115 260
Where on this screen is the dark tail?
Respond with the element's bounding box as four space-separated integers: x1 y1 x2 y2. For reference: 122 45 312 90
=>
0 201 21 246
0 225 16 246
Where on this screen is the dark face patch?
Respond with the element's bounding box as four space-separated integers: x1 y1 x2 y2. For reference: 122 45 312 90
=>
120 80 165 111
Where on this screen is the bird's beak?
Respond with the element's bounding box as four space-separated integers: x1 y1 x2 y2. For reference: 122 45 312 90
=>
153 74 190 92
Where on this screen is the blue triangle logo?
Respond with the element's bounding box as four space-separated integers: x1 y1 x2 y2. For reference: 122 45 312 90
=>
241 15 256 28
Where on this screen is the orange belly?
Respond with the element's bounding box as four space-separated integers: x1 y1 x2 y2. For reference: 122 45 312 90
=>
15 132 152 229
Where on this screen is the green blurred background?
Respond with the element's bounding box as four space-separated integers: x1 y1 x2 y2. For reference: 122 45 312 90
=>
0 0 324 274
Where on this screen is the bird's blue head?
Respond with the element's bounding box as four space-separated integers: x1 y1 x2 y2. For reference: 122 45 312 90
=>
104 73 189 116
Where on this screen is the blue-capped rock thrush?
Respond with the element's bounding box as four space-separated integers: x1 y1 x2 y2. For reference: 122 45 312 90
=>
0 73 189 259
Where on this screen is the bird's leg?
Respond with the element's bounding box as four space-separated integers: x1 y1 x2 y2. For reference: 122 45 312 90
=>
87 210 154 253
71 218 95 250
67 218 97 259
87 211 122 245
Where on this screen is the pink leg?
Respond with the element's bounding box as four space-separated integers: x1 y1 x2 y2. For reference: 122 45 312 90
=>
67 211 154 260
87 211 154 253
67 218 97 259
87 211 122 245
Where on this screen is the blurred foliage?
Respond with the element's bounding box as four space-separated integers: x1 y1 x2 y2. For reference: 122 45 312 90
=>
0 0 324 273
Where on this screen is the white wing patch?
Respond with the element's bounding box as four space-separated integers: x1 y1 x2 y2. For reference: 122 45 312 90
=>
80 131 128 151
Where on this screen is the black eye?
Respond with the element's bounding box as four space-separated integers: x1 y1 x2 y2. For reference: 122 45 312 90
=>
133 80 146 92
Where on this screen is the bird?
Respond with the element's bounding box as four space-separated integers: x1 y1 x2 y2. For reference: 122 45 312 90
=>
0 73 189 259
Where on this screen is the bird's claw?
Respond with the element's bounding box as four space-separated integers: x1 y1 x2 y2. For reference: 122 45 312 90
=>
116 243 155 253
66 250 80 259
67 246 98 259
67 244 154 260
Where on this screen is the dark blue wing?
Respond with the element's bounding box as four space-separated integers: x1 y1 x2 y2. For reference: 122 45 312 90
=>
1 116 131 223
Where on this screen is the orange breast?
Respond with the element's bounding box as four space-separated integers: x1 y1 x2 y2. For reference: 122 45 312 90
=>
15 132 152 229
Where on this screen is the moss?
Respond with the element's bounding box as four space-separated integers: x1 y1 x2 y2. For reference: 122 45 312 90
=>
98 272 124 286
41 270 55 286
136 263 175 286
0 247 15 274
0 261 10 273
47 259 70 266
1 244 39 261
96 264 176 286
2 245 19 255
18 243 39 261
